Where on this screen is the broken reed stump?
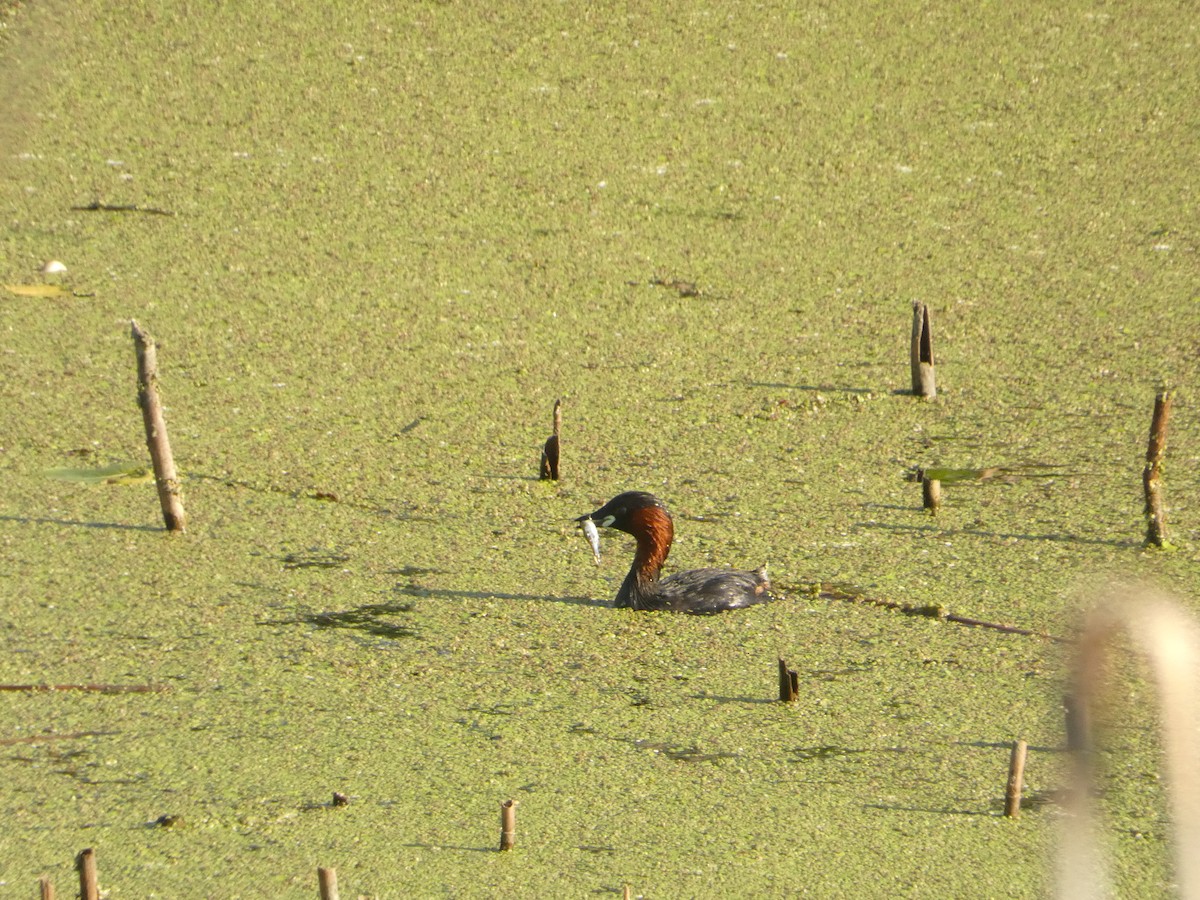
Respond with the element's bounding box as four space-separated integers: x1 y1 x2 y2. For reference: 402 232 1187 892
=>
131 320 186 532
499 799 518 851
539 398 562 480
38 876 54 900
920 470 942 513
1143 389 1173 548
778 658 799 702
1004 739 1028 818
317 866 339 900
910 301 936 398
76 848 98 900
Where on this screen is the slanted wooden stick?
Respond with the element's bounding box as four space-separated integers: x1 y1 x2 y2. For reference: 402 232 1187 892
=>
1143 389 1172 548
910 301 936 398
499 799 518 850
318 866 339 900
76 848 98 900
540 398 562 481
778 658 799 702
131 320 186 531
1004 739 1028 818
38 876 54 900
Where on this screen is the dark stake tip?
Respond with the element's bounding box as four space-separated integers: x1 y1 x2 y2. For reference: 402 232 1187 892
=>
76 848 98 900
332 791 350 807
910 301 936 398
1142 389 1173 548
499 798 518 851
778 657 799 702
539 398 562 480
1004 739 1028 818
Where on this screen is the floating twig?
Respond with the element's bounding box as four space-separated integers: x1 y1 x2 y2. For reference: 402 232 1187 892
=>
0 731 115 747
778 658 799 702
499 799 518 851
540 399 562 480
650 277 700 298
318 867 339 900
910 301 936 398
71 200 175 216
1143 389 1173 548
77 848 98 900
132 320 186 532
0 682 166 693
1005 740 1028 818
788 582 1068 643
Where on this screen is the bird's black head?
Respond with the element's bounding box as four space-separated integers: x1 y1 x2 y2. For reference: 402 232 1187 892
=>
576 491 667 534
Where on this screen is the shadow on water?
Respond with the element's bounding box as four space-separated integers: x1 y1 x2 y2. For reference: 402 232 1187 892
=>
260 602 420 639
690 693 778 706
0 514 162 533
747 381 875 395
854 520 1137 549
280 549 350 570
396 585 611 609
789 745 909 762
862 802 991 818
402 842 493 854
956 739 1064 754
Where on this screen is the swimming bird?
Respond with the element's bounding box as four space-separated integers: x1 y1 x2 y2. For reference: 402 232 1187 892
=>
577 491 770 614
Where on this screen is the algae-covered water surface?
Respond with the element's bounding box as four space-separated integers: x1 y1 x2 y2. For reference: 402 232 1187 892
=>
2 1 1199 896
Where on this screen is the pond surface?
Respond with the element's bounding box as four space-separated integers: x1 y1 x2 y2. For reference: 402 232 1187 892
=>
1 1 1198 896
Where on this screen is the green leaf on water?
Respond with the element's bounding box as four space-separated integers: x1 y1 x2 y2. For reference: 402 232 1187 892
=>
4 283 66 298
920 467 1000 484
45 462 153 485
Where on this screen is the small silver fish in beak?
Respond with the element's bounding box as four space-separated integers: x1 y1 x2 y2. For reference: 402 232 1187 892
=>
581 516 602 565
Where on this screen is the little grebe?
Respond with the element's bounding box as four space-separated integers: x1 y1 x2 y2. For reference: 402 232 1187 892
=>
577 491 770 614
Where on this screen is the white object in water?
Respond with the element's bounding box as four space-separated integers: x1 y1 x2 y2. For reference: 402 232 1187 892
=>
41 260 67 275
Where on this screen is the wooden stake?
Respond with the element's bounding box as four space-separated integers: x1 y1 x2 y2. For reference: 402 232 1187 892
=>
1143 389 1172 548
623 886 632 900
76 848 98 900
778 657 799 702
317 866 339 900
921 471 942 513
539 398 562 481
38 876 54 900
131 320 186 531
1004 739 1028 818
910 301 936 398
499 799 518 851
